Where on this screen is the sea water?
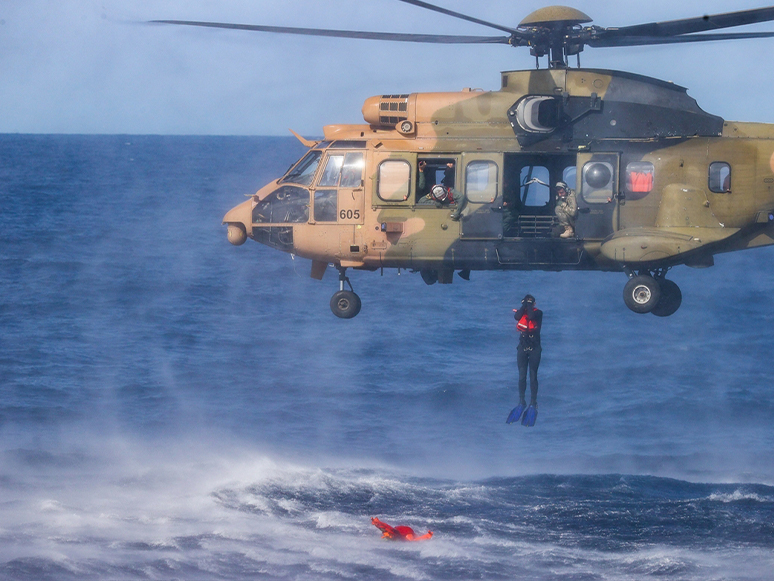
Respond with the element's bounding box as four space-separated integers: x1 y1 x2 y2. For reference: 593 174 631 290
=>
1 134 773 580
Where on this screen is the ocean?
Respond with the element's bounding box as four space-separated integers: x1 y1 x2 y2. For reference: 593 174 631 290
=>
1 134 773 580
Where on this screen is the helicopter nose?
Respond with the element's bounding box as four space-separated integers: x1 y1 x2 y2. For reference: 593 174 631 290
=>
227 223 246 245
223 199 253 246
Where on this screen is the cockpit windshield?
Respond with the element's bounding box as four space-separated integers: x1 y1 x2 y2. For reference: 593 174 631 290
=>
253 185 309 224
280 150 322 186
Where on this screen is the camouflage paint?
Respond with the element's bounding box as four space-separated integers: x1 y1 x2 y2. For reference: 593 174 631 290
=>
225 68 774 277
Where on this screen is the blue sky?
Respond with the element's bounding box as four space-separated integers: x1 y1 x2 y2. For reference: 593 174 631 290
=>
3 0 774 135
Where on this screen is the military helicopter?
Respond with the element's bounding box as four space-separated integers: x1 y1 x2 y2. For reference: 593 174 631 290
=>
155 2 774 318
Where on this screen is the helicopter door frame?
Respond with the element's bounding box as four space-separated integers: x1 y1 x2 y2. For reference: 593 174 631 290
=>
460 152 503 240
575 152 621 240
502 153 576 238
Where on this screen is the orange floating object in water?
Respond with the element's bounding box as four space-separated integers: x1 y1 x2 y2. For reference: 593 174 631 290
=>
371 517 433 541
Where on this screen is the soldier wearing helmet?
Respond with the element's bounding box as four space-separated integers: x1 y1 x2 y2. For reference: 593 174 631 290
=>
554 181 578 238
417 160 467 221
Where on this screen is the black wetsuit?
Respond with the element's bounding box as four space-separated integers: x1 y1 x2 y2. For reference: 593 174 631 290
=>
514 305 543 406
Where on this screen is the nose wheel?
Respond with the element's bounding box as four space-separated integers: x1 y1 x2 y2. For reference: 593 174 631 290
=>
330 267 362 319
622 268 682 316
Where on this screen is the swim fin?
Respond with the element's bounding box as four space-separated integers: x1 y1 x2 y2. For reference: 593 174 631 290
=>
521 404 538 427
506 403 526 424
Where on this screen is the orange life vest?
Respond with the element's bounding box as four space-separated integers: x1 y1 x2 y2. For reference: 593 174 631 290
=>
517 314 538 332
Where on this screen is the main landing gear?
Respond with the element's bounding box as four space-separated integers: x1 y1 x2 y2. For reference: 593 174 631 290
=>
330 267 362 319
622 268 682 317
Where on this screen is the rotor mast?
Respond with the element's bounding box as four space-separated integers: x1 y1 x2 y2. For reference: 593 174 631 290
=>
517 6 592 69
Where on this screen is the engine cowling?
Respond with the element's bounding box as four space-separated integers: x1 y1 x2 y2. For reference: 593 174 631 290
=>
361 90 484 131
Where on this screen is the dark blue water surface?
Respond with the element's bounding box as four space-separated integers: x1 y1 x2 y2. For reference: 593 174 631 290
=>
1 135 774 580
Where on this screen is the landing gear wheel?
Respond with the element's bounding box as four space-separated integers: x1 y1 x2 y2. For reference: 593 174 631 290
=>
330 290 362 319
651 279 682 317
623 275 661 314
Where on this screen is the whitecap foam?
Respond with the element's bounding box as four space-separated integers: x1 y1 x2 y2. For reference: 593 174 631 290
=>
707 489 769 503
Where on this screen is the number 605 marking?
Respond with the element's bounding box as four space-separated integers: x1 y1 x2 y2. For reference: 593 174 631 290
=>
339 209 361 220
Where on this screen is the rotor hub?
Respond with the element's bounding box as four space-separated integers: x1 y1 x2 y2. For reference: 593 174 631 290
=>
519 6 592 27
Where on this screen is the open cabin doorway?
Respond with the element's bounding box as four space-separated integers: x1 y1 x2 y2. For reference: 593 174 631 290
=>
503 153 576 238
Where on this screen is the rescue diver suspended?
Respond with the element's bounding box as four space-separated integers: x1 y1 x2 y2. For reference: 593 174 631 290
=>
506 294 542 427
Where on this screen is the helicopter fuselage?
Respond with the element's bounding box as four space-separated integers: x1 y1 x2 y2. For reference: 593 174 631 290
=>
224 68 774 316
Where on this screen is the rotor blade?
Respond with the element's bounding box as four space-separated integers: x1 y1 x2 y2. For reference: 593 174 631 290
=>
589 30 774 48
150 20 510 44
601 6 774 38
394 0 520 35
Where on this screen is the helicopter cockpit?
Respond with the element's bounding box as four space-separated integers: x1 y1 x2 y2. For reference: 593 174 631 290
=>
252 150 318 225
252 141 367 228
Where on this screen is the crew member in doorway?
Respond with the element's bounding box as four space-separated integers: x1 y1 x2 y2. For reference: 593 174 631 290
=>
506 294 542 427
418 161 467 221
554 181 577 238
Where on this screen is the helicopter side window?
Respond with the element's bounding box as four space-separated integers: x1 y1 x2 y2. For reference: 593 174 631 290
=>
377 160 410 202
709 162 731 193
280 150 322 187
563 166 577 191
253 185 310 224
329 141 367 149
625 162 654 200
314 189 338 222
581 161 615 204
318 152 365 188
339 153 365 188
520 165 551 207
318 155 344 187
416 158 456 202
465 161 499 203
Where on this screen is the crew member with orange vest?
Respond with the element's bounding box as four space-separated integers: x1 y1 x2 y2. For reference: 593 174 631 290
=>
507 294 543 427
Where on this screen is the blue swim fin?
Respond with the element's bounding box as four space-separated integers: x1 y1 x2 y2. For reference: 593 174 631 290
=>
506 403 526 424
521 404 538 427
